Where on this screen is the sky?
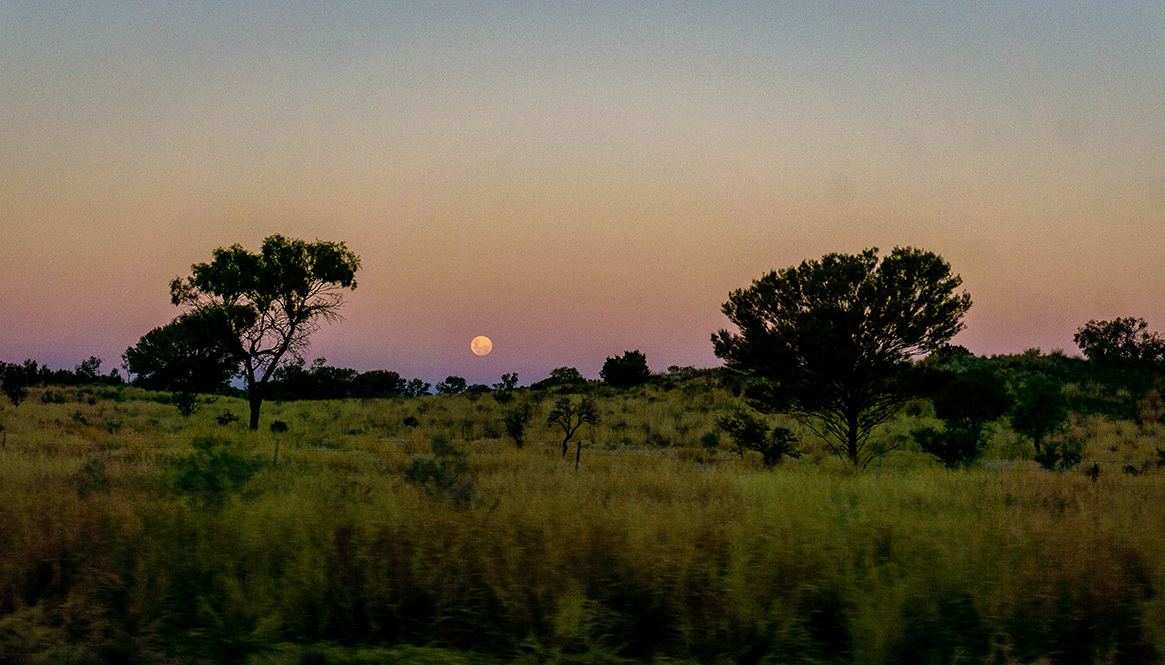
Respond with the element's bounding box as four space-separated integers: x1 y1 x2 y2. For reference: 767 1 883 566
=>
2 2 1164 387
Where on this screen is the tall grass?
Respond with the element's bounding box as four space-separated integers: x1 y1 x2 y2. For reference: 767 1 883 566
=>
0 386 1162 663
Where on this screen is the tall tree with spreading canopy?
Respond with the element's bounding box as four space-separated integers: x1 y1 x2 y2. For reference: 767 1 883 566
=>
170 235 360 430
713 247 971 467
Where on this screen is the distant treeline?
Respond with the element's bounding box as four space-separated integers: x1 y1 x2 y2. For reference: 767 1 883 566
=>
0 349 669 403
3 320 1164 422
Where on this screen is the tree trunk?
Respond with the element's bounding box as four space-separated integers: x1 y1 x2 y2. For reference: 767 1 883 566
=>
575 440 582 471
847 411 860 467
248 388 263 431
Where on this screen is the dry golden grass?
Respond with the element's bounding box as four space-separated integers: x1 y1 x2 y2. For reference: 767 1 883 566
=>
0 384 1162 663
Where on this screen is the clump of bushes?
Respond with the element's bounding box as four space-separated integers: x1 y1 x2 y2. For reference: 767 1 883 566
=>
716 407 800 466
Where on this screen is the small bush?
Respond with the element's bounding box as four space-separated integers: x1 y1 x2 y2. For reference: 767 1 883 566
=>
502 405 533 448
169 436 262 504
716 408 800 466
405 438 474 505
1034 435 1085 472
699 431 720 450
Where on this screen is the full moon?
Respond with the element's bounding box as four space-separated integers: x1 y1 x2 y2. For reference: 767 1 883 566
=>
470 336 492 356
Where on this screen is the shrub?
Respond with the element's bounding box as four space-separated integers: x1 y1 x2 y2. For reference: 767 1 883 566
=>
169 436 262 504
1034 435 1085 472
1011 375 1069 452
404 438 474 505
600 350 651 388
716 408 801 466
502 405 533 449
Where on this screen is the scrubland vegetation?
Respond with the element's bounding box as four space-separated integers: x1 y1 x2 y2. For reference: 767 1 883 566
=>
2 370 1164 664
4 244 1164 662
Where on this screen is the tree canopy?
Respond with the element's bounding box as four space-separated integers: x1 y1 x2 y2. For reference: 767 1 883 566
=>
170 235 360 429
1074 317 1164 369
123 308 243 416
713 247 972 466
600 350 651 388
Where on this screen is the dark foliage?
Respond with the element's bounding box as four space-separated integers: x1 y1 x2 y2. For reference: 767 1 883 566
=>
350 369 407 399
124 308 242 416
601 350 651 388
270 357 357 400
713 247 972 466
492 372 519 391
531 367 587 390
435 376 467 395
1011 374 1069 452
169 436 262 505
1033 435 1084 472
0 360 37 406
404 438 474 506
715 408 801 466
1074 317 1165 369
403 378 431 397
170 234 360 429
915 365 1012 469
501 404 533 448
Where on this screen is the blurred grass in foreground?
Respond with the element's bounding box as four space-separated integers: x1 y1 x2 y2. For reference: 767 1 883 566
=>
0 385 1163 664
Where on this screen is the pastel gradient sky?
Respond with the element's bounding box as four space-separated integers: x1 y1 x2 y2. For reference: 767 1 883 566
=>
3 2 1164 386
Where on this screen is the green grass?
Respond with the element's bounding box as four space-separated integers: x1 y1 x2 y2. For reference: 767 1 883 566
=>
0 383 1163 663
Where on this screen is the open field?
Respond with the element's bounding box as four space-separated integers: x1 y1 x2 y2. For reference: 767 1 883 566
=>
1 383 1164 664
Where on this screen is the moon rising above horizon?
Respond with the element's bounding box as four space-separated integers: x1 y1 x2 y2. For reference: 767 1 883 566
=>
471 336 493 356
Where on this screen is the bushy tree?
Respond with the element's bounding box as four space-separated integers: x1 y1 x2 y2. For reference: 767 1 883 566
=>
492 373 519 391
0 360 38 407
1074 317 1164 369
716 407 801 466
533 367 587 389
403 378 432 397
350 370 407 399
600 350 651 388
124 308 242 416
435 376 467 395
169 235 360 429
1011 374 1069 453
270 357 358 400
547 395 600 468
713 247 972 467
502 404 533 448
913 365 1012 469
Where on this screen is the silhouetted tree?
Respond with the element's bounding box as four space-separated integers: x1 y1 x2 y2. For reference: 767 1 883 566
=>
350 370 407 399
502 404 533 448
403 378 432 397
1011 374 1069 453
169 235 360 429
532 366 587 390
124 308 242 416
0 360 38 407
713 247 972 467
435 376 467 395
1074 317 1164 369
270 357 358 400
493 373 519 391
600 350 651 388
547 395 600 468
913 366 1011 468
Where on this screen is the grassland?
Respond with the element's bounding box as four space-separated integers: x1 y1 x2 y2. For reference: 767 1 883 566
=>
1 381 1163 664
